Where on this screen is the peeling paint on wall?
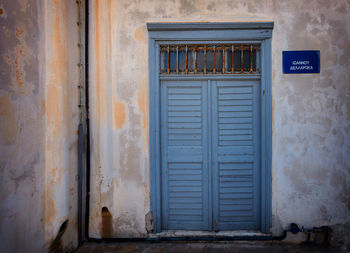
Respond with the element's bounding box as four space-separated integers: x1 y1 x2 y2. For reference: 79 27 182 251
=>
1 0 82 252
44 0 81 250
0 0 46 252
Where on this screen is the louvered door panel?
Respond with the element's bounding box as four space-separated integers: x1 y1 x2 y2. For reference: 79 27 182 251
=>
160 80 209 230
212 80 260 230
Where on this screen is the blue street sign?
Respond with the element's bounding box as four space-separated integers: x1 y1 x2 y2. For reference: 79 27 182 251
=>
283 50 320 74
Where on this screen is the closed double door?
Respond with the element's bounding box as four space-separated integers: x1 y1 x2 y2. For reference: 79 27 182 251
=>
160 78 261 231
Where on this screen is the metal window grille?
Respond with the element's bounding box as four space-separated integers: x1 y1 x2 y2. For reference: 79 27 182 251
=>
160 44 260 75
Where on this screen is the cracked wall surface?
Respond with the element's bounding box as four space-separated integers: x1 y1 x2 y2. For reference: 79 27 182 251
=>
89 0 350 237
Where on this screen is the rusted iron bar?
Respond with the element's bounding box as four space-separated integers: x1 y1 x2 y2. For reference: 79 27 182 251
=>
167 45 170 74
176 46 179 74
185 45 188 74
213 46 216 73
240 44 243 73
194 46 197 74
250 44 253 73
232 45 234 73
222 47 225 73
160 43 258 75
204 45 207 74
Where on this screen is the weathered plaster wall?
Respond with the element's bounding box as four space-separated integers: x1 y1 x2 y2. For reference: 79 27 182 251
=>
44 0 81 251
89 0 350 237
0 0 80 252
0 1 45 251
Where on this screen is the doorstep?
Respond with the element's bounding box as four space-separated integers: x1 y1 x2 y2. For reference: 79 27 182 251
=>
149 230 272 240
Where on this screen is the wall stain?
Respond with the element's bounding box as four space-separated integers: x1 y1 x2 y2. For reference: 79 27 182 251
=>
2 54 11 65
9 153 39 191
14 52 24 87
94 0 107 125
0 6 6 18
115 212 141 237
206 2 216 11
134 26 145 42
137 84 146 129
0 0 45 251
120 134 142 183
145 211 153 233
45 186 58 224
49 219 68 253
15 27 24 38
347 69 350 120
179 0 200 15
46 85 61 137
137 81 149 149
0 94 18 144
113 99 126 129
101 207 113 238
285 166 312 196
330 170 346 191
18 0 29 13
44 1 79 250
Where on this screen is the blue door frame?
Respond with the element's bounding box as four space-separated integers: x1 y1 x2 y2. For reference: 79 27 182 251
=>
147 22 273 233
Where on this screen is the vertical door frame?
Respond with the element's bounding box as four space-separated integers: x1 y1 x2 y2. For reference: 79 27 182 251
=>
147 22 274 233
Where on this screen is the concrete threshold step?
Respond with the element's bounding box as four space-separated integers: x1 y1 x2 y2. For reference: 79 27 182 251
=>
149 230 275 241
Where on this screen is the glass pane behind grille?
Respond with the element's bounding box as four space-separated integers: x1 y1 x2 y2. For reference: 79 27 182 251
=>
188 49 195 73
170 50 177 72
197 50 204 72
178 48 186 73
160 44 260 75
234 50 242 72
206 49 214 72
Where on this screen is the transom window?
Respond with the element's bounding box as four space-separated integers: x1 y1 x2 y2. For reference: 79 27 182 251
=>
160 44 260 75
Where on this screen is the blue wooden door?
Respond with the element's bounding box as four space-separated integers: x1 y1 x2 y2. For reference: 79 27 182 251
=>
160 79 260 231
161 80 210 230
211 80 260 230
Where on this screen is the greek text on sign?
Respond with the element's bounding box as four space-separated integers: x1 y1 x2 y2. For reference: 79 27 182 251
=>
283 51 320 74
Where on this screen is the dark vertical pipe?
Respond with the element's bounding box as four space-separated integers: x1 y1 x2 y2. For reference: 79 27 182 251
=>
84 0 91 241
